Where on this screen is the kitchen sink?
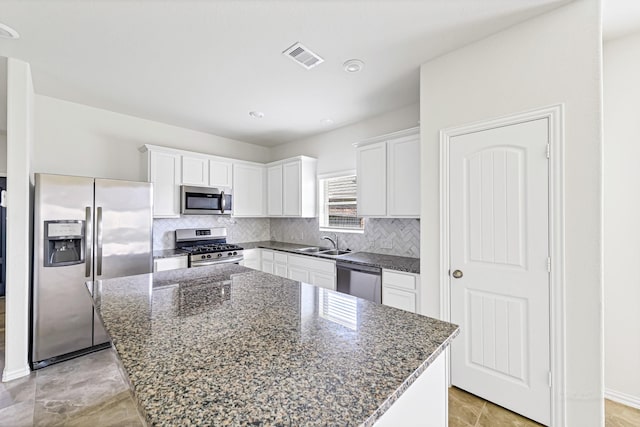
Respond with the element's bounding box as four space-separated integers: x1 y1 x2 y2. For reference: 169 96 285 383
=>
297 246 330 253
318 249 351 256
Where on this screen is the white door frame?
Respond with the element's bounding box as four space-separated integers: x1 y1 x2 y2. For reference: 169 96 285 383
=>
439 104 565 426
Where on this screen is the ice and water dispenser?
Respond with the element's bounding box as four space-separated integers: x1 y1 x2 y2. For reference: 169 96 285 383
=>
43 220 85 267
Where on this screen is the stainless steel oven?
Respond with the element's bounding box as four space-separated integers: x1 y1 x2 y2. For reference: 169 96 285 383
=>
181 186 232 215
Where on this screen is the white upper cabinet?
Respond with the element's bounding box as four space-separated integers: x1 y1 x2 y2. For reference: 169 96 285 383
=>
355 127 420 218
267 164 283 216
209 159 233 188
283 160 302 216
181 155 209 186
142 148 181 218
387 133 420 217
266 156 317 218
356 141 387 217
233 162 266 217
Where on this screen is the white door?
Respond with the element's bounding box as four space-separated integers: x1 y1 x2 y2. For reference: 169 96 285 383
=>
449 118 550 425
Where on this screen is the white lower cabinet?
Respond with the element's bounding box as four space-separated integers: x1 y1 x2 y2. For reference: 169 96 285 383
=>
261 250 287 277
382 269 420 313
309 271 335 290
240 249 261 270
288 254 336 290
288 266 310 282
153 256 188 272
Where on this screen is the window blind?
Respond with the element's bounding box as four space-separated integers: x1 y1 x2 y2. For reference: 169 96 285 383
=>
322 175 364 230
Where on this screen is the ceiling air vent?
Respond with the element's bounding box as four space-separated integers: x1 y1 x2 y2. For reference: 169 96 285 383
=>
282 42 324 70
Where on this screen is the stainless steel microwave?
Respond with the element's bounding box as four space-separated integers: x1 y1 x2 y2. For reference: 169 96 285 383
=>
181 186 232 215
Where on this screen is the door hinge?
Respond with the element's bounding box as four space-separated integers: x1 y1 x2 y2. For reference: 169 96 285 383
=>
546 257 551 273
546 144 550 159
548 371 552 387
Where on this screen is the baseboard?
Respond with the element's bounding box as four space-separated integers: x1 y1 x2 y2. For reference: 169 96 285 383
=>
1 365 31 382
605 388 640 410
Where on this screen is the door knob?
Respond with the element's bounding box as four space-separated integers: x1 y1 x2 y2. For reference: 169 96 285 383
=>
452 270 463 279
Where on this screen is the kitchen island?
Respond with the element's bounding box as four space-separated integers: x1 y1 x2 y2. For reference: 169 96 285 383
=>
90 264 458 426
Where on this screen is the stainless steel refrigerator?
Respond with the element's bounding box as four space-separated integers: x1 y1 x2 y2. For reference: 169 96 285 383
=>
32 173 152 369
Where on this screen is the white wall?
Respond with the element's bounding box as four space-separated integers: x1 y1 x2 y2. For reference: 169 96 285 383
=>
420 0 603 425
34 95 271 181
0 132 6 174
603 31 640 407
3 58 34 382
269 103 418 174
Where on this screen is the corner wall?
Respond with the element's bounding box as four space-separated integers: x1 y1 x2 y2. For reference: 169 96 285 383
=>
269 103 419 174
420 0 603 424
603 31 640 408
33 95 271 181
3 58 34 382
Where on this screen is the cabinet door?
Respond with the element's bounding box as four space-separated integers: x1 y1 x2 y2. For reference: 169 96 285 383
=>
149 151 181 218
267 164 283 216
356 141 387 216
310 271 336 291
382 287 416 313
209 160 233 188
288 266 310 283
387 134 420 217
181 155 209 186
233 163 266 217
274 263 288 278
262 259 275 274
283 160 301 216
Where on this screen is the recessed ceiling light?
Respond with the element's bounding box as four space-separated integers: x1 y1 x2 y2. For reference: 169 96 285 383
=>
0 23 19 39
343 59 364 73
320 118 334 126
249 111 264 119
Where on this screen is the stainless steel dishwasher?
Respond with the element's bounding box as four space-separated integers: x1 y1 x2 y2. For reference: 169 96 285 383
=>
336 261 382 304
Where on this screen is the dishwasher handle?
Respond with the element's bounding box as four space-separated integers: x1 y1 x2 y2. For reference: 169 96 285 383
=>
336 261 381 275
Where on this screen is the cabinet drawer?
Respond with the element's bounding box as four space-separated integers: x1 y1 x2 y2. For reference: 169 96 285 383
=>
288 254 335 274
262 250 274 261
153 256 188 272
382 287 416 313
274 252 288 263
383 270 417 291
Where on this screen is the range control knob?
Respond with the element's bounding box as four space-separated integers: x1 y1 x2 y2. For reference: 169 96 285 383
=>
207 254 212 259
201 255 206 260
228 252 233 256
217 253 222 258
233 251 237 256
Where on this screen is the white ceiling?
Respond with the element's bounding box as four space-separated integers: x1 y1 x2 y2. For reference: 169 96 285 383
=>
0 0 614 146
603 0 640 40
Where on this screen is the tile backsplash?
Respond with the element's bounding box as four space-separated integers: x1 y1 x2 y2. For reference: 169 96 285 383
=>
269 218 420 258
153 216 270 250
154 216 419 258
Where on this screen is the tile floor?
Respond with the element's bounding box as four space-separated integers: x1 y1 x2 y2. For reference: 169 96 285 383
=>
1 297 640 426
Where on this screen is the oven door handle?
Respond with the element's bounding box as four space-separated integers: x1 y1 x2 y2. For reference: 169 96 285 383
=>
190 256 243 267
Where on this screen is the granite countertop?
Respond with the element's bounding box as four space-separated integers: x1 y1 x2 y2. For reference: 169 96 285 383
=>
91 265 458 426
152 248 188 259
237 241 420 274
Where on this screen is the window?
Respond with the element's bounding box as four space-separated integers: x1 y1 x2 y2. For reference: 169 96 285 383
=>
318 173 365 232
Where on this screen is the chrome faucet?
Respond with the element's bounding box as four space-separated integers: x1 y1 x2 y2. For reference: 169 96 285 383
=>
321 234 338 250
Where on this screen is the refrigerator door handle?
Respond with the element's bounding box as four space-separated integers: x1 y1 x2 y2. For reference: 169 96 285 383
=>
96 206 103 276
85 206 92 277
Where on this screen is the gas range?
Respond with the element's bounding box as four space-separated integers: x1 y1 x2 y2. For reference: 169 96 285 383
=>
175 228 244 267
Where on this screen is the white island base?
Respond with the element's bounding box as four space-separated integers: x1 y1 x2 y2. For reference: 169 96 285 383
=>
375 352 447 427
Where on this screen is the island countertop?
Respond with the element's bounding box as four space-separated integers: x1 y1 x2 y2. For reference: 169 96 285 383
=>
91 264 458 426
